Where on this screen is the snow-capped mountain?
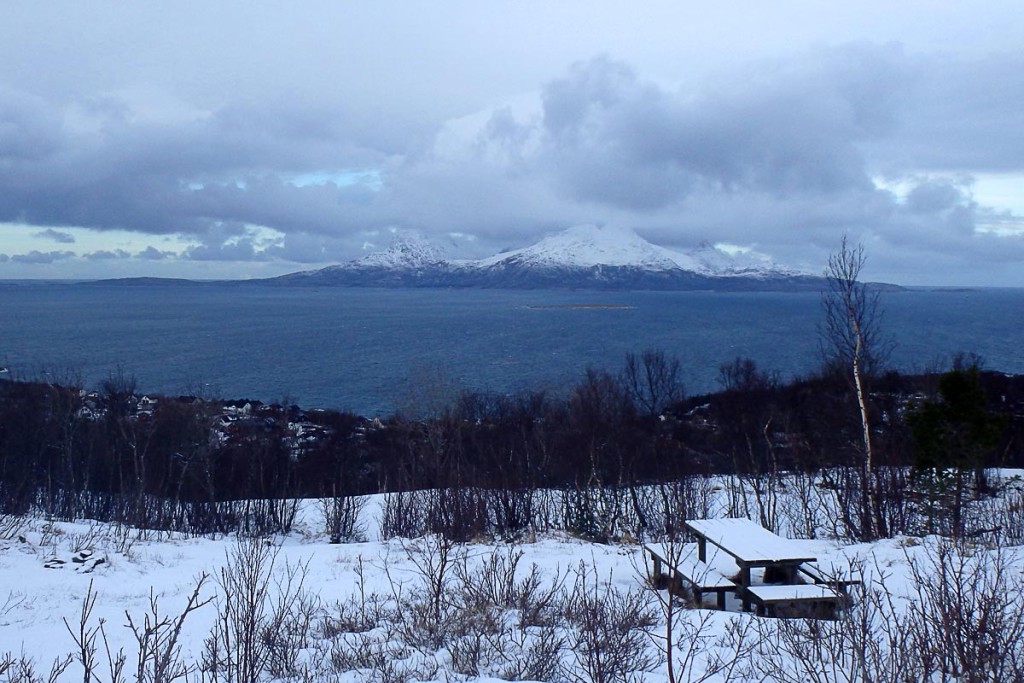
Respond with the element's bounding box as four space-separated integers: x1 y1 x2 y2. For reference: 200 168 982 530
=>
473 225 798 279
476 224 692 271
276 232 448 286
684 241 802 278
269 225 824 290
349 233 447 270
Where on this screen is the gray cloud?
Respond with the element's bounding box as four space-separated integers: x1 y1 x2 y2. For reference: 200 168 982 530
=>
0 31 1021 283
386 48 1024 272
536 46 928 206
34 228 76 243
85 249 130 260
137 246 174 260
182 223 276 262
11 250 75 264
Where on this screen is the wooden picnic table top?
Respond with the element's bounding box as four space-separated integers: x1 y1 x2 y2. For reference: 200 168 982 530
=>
684 518 817 567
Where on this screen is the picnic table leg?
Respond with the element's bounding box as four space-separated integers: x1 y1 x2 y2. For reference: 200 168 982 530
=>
739 564 752 612
650 551 662 581
697 537 706 563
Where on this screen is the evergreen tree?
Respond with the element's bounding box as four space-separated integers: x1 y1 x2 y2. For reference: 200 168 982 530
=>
908 365 1007 535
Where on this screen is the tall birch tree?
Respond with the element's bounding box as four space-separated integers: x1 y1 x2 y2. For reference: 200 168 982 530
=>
821 236 886 539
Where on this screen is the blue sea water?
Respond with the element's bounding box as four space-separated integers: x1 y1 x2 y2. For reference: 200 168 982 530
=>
0 283 1021 416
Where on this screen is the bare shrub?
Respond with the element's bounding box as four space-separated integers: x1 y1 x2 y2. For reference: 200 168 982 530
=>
424 488 489 542
380 491 426 540
323 632 435 683
320 494 366 544
453 546 565 629
563 562 658 683
903 538 1024 683
63 580 115 683
447 631 502 678
125 577 213 683
778 469 827 539
817 467 872 541
242 498 299 537
871 466 915 538
964 479 1024 547
203 538 276 683
323 556 390 636
752 562 915 683
263 559 319 679
202 536 317 682
485 487 536 539
641 538 755 683
454 545 525 610
498 624 565 682
326 538 571 681
562 485 627 543
65 577 210 683
994 486 1024 545
445 545 569 678
0 512 26 541
388 534 466 650
0 652 72 683
629 479 715 543
1 592 27 622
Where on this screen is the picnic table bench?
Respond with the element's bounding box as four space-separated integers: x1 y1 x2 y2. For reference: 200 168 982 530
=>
644 543 736 609
745 584 843 618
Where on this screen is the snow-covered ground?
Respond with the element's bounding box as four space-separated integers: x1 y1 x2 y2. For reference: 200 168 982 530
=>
2 481 1023 682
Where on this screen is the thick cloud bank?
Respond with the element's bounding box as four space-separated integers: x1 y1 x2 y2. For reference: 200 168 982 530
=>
0 28 1021 284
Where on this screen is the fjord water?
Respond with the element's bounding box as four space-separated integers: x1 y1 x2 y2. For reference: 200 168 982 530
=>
1 283 1021 416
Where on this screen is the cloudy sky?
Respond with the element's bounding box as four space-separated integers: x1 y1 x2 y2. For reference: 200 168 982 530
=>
1 1 1022 285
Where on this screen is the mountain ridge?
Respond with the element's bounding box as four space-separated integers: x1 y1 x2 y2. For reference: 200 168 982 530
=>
84 225 902 291
270 224 836 291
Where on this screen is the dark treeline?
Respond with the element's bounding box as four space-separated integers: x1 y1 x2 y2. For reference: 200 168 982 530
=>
1 352 1022 539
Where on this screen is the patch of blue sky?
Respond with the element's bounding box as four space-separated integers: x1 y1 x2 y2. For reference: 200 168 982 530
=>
183 171 381 192
2 223 192 258
874 172 1024 221
972 173 1024 219
287 169 383 190
184 179 248 191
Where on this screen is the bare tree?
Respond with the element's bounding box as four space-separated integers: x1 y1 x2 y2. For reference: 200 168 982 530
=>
621 349 685 419
821 235 887 539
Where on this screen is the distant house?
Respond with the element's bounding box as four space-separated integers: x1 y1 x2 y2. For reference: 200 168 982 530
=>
137 395 157 415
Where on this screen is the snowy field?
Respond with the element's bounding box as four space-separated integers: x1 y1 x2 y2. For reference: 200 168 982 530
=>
2 480 1024 683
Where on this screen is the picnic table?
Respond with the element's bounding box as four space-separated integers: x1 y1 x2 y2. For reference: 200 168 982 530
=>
683 517 838 613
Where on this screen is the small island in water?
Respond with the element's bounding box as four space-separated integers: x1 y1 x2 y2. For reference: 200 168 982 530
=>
524 303 636 310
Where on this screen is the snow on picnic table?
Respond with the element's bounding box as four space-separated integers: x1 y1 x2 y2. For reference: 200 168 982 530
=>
684 517 818 564
745 584 840 602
